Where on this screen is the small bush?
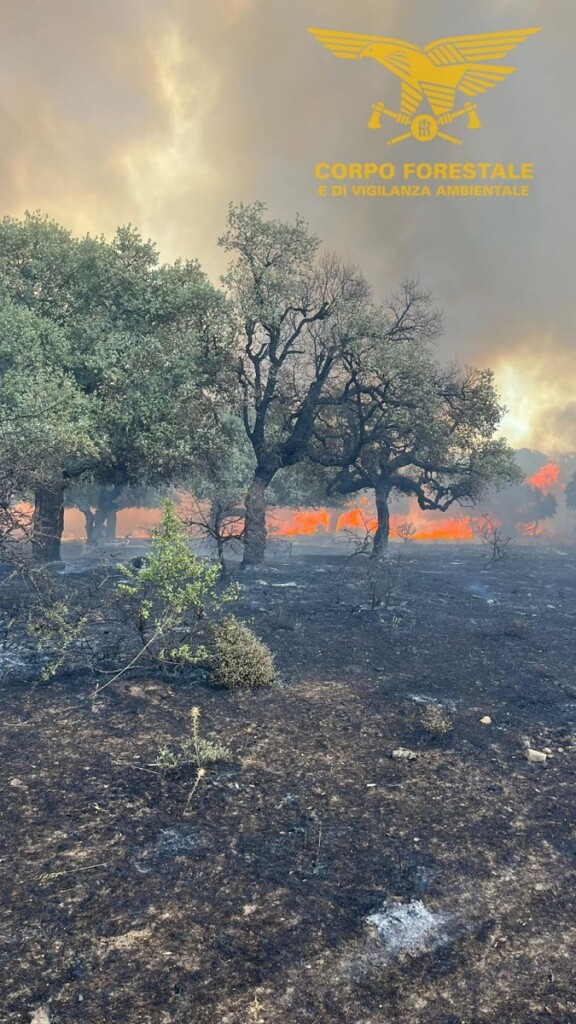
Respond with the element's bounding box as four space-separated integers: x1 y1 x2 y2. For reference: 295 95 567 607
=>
421 704 453 736
395 521 417 542
154 706 229 769
27 598 89 681
209 615 275 689
113 501 238 676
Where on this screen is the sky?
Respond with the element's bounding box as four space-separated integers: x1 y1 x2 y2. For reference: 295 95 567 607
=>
0 0 574 452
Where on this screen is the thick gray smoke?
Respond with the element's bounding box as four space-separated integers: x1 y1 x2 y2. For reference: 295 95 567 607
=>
0 0 573 449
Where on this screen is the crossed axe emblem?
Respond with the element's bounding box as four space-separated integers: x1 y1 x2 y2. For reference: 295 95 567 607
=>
368 101 481 145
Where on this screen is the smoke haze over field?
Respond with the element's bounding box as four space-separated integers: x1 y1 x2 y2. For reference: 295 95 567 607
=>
0 0 574 450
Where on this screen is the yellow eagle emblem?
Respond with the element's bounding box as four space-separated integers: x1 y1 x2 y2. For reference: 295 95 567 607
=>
308 27 540 144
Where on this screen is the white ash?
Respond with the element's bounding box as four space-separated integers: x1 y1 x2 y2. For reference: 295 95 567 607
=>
366 900 451 955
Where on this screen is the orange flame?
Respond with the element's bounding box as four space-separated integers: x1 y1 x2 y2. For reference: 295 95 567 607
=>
527 462 561 491
49 491 551 545
335 503 478 542
270 508 331 537
391 517 475 541
518 521 543 537
335 508 378 532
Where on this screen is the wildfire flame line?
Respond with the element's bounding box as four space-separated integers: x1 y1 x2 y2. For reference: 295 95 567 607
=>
30 464 567 542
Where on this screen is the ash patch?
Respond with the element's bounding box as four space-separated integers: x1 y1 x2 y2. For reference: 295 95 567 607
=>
133 825 212 874
366 900 452 958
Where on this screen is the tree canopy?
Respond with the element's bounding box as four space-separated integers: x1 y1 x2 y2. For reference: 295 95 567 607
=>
309 288 521 554
0 212 235 559
219 201 410 564
0 206 524 563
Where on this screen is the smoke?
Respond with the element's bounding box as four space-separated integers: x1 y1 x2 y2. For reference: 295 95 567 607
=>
493 336 576 452
0 0 574 448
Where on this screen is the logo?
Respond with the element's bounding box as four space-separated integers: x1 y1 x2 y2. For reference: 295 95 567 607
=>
308 27 540 146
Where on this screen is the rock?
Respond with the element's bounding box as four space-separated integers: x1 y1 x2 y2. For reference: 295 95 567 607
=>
391 747 418 760
525 748 547 763
129 555 148 570
30 1009 50 1024
543 747 552 755
480 716 492 725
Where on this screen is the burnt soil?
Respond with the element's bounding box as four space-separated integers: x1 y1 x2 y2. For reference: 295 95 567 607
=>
1 542 576 1024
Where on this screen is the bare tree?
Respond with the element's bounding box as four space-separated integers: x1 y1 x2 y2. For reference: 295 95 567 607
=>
183 495 245 568
477 514 513 565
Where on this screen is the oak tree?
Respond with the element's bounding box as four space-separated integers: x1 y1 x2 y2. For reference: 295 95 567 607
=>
311 292 521 556
219 202 371 565
0 213 234 560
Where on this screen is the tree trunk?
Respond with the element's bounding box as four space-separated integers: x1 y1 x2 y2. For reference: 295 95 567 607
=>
209 501 225 566
32 479 67 562
372 485 391 559
242 471 272 566
94 486 122 543
92 506 107 544
81 507 96 544
105 509 117 540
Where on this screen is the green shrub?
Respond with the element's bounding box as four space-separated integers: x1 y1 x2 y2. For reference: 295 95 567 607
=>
114 501 237 674
27 597 89 681
209 615 275 689
421 704 453 736
154 707 230 769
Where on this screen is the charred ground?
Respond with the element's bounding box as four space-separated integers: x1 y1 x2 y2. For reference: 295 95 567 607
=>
1 542 576 1023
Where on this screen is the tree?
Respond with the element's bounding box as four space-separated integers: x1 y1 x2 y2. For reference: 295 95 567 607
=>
183 413 254 565
0 299 98 559
65 482 174 544
483 479 557 537
0 213 235 560
184 415 348 565
311 303 521 556
219 201 373 565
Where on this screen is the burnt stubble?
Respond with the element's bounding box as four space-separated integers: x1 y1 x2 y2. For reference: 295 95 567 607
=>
2 542 575 1023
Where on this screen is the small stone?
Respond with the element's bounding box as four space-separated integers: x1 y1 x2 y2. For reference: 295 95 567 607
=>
543 747 552 755
480 716 492 725
558 747 564 753
391 748 418 760
525 748 547 763
30 1009 50 1024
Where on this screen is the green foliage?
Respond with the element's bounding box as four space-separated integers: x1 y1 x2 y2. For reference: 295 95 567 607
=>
0 298 99 543
25 504 240 690
220 201 372 562
154 706 230 769
0 211 237 557
27 597 89 682
421 704 454 737
311 285 522 540
115 502 237 671
208 615 275 689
